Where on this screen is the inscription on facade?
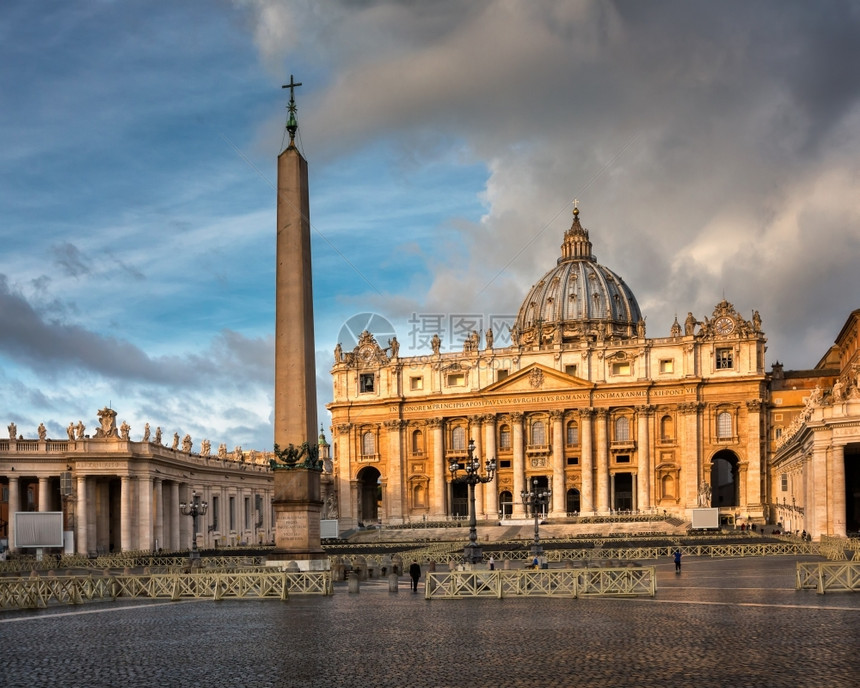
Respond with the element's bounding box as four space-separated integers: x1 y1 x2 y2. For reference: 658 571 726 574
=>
403 387 697 413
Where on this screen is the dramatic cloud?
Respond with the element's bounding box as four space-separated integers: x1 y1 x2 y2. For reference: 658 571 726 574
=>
2 0 859 450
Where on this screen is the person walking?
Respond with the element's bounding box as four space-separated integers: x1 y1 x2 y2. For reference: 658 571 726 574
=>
488 556 495 571
409 559 422 592
673 549 682 573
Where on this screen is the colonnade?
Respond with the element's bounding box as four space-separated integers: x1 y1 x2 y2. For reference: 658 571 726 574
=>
3 472 273 554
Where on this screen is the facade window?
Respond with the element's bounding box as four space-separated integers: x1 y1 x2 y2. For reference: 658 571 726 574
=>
616 454 630 463
716 411 732 439
447 372 466 386
496 370 509 382
499 459 512 469
531 421 546 445
211 495 219 531
615 417 630 442
566 421 579 446
499 425 511 450
716 348 734 370
360 373 375 393
411 429 423 454
229 496 236 531
780 474 788 492
774 427 782 440
362 431 375 456
410 376 423 391
611 361 631 376
565 364 578 377
659 359 674 374
566 456 579 465
244 497 251 530
451 426 466 451
660 415 674 441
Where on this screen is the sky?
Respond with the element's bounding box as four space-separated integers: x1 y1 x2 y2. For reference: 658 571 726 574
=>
2 0 859 452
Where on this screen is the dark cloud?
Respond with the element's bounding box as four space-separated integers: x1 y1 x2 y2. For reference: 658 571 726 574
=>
51 242 91 278
0 275 272 387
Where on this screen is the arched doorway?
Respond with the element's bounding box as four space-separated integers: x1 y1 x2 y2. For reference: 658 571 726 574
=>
525 476 550 517
710 450 740 507
566 488 581 515
451 482 468 518
499 490 513 518
356 466 381 525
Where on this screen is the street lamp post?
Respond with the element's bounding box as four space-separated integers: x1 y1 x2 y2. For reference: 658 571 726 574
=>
449 438 496 566
179 492 209 561
521 478 551 562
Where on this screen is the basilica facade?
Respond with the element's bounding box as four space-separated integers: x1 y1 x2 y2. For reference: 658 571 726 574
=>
328 209 771 531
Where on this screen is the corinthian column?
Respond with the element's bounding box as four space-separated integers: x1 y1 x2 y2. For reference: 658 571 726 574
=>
483 414 498 517
550 410 565 515
511 412 525 517
384 419 405 522
580 408 594 515
595 409 609 513
428 418 445 518
636 405 652 511
469 416 485 517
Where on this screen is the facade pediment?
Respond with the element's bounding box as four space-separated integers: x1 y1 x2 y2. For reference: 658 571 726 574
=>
483 363 592 394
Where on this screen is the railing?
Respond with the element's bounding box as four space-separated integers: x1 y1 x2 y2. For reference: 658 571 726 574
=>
0 571 333 609
425 567 656 599
796 562 860 594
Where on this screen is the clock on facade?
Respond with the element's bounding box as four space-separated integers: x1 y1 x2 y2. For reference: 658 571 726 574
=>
714 316 735 335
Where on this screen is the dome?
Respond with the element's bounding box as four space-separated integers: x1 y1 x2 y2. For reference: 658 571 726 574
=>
513 208 643 347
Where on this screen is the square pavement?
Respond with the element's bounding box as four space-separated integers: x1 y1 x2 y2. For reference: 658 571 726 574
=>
1 555 858 687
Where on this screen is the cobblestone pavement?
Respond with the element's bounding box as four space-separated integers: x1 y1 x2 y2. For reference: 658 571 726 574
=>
1 556 859 688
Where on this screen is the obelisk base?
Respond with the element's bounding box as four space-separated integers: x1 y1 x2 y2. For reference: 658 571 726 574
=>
267 467 329 571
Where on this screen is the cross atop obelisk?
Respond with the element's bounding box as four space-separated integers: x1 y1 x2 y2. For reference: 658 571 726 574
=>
282 75 302 147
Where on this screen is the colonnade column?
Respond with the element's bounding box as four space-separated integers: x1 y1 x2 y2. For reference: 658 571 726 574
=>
830 444 846 537
469 416 484 518
580 408 594 515
8 477 19 552
636 405 652 512
38 477 49 511
120 476 132 551
138 476 153 551
511 412 525 517
169 481 180 550
428 418 445 518
595 410 609 513
810 441 829 537
384 419 404 523
550 411 565 515
153 477 164 551
178 483 190 551
483 414 498 517
75 475 87 555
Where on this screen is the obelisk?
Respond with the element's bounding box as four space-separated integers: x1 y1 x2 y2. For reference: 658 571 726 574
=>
269 76 326 568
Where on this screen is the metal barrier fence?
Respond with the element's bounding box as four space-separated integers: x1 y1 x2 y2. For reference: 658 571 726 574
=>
0 571 332 609
425 567 656 599
401 542 819 568
795 562 860 594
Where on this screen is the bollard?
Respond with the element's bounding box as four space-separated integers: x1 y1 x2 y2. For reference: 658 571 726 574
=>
348 571 360 594
388 573 399 592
